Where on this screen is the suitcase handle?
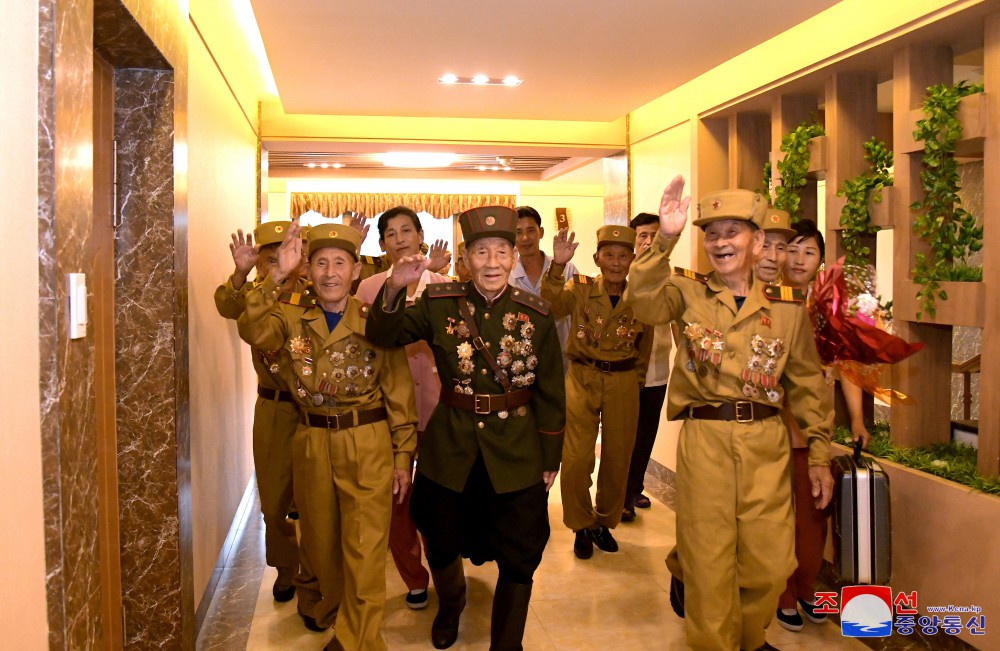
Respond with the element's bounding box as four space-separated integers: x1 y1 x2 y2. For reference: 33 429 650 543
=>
853 438 864 464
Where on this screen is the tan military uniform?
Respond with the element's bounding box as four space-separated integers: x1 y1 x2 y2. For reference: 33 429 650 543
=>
215 274 304 585
626 230 832 651
541 257 653 532
239 271 417 651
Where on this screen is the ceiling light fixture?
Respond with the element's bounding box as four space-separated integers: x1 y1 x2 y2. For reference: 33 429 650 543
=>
378 152 458 168
503 166 512 171
478 165 487 171
331 162 344 169
305 163 317 168
438 74 523 87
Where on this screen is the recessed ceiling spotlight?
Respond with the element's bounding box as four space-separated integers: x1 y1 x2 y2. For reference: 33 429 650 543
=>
319 163 329 168
305 163 317 168
491 166 499 171
503 166 512 171
478 166 487 171
378 152 458 168
438 74 524 87
331 163 344 169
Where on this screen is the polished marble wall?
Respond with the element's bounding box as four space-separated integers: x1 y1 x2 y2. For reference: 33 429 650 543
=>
37 0 102 647
38 0 191 648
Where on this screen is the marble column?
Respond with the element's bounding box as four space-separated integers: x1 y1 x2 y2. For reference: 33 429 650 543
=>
37 0 103 648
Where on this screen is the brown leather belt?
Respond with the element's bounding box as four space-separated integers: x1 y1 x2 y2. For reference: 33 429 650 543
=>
688 401 780 424
258 386 295 403
302 407 388 430
572 358 637 373
439 388 532 415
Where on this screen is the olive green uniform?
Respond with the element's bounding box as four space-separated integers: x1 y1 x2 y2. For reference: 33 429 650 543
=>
239 274 417 651
214 274 302 587
367 282 565 497
626 232 832 651
540 269 652 531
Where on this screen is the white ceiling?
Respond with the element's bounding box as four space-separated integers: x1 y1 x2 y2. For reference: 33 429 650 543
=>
251 0 843 122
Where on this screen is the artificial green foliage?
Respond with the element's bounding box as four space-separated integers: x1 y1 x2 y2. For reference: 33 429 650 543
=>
774 121 825 222
910 80 985 320
760 160 772 200
837 138 894 267
833 422 1000 495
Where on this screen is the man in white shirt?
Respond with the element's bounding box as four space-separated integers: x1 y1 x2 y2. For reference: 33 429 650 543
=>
621 213 673 523
509 206 577 371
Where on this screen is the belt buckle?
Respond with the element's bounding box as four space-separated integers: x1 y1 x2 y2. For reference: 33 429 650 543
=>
474 394 491 415
598 360 612 373
735 401 754 424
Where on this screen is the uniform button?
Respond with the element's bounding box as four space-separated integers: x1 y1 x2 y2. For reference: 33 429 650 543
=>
484 312 490 319
486 341 491 348
481 368 488 375
477 421 485 429
514 291 520 296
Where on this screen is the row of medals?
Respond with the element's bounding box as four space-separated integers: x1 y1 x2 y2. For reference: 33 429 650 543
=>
281 336 377 407
577 305 638 350
451 311 539 420
683 323 785 404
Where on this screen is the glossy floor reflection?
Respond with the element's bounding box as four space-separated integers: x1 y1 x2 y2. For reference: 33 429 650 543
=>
240 466 866 650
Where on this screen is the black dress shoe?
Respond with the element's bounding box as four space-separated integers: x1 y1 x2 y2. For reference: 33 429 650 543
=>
669 575 685 618
620 506 636 523
588 526 618 553
272 582 295 603
298 610 329 633
573 530 594 559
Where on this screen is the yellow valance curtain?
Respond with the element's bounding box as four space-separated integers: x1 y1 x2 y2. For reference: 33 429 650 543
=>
290 192 517 220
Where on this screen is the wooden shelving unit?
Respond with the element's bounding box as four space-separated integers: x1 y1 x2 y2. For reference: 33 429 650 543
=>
690 11 1000 476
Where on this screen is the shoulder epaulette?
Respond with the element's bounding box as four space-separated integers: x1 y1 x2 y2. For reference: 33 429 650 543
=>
673 267 709 284
279 291 318 308
763 284 805 303
426 281 468 298
511 289 551 316
360 255 387 269
572 274 594 285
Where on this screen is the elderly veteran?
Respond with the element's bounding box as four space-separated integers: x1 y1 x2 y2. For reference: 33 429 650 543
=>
541 224 652 558
215 220 305 605
366 206 566 651
239 223 417 651
625 178 834 651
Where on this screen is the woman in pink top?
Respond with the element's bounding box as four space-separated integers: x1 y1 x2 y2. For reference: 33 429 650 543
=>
776 219 871 632
355 206 450 610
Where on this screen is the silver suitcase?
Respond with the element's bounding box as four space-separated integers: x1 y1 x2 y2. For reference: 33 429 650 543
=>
831 441 892 585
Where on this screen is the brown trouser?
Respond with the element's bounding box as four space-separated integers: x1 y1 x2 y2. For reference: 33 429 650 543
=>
292 419 393 651
676 416 795 651
252 395 300 578
560 362 639 531
778 448 829 609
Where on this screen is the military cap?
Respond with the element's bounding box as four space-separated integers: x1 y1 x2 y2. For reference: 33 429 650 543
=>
299 225 311 241
693 189 767 229
307 222 362 260
758 208 795 239
254 220 293 247
457 206 517 245
596 225 637 249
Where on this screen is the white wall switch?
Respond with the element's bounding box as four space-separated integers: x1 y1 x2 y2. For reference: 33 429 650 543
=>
68 273 88 339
